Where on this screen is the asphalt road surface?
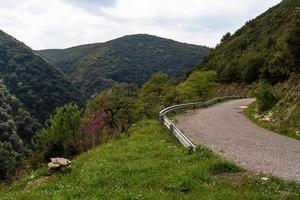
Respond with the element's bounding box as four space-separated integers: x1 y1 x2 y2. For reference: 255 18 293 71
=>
175 98 300 182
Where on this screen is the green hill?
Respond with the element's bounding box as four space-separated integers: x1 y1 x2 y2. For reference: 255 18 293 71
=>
200 0 300 84
38 34 209 97
1 120 299 199
0 30 84 123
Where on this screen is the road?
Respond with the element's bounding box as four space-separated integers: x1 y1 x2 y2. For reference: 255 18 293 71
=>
175 98 300 182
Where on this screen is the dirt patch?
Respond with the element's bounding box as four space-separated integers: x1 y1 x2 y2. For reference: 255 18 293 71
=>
24 176 52 192
218 83 251 97
215 171 254 184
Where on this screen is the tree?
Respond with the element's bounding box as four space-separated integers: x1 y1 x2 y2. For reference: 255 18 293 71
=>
83 83 138 147
221 32 231 43
34 103 83 159
180 71 218 102
136 73 178 118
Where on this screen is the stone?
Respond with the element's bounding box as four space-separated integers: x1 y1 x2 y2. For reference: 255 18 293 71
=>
48 158 71 170
50 158 71 166
48 162 60 169
261 177 269 181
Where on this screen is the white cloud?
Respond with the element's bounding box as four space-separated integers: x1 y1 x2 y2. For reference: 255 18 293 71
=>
0 0 282 49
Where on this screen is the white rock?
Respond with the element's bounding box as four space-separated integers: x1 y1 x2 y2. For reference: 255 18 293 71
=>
261 177 269 181
48 162 60 169
50 158 71 166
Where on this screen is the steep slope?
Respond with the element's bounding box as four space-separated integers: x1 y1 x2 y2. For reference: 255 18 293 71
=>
200 0 300 84
0 80 41 144
0 30 84 122
0 80 42 179
38 34 209 97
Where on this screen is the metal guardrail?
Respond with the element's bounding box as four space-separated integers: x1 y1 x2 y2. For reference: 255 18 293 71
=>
158 96 242 152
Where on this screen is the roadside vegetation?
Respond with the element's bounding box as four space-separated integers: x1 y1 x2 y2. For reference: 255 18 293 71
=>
245 76 300 140
245 102 300 140
1 120 299 199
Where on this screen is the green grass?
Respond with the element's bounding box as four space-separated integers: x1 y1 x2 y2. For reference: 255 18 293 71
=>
1 120 299 199
245 102 300 140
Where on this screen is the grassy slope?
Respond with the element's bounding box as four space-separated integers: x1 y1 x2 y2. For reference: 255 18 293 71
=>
245 74 300 140
245 102 300 140
272 74 300 131
1 120 299 200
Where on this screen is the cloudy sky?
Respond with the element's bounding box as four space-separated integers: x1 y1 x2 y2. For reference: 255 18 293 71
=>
0 0 282 49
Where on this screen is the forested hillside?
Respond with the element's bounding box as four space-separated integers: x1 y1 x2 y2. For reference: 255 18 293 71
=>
38 34 209 97
0 30 84 122
200 0 299 84
191 0 300 132
0 80 41 179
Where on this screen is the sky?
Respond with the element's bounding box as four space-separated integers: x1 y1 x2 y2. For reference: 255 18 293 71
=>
0 0 282 50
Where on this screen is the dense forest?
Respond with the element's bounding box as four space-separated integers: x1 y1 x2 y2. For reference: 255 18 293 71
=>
0 80 41 179
199 0 300 84
0 30 84 123
38 34 209 97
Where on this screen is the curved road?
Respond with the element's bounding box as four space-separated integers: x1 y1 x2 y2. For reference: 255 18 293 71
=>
175 98 300 182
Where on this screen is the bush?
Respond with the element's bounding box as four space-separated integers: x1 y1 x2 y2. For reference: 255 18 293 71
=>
209 160 242 175
253 82 278 112
33 103 83 159
179 70 218 102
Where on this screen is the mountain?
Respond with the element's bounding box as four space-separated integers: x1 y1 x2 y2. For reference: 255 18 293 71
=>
199 0 300 84
0 30 84 123
38 34 209 97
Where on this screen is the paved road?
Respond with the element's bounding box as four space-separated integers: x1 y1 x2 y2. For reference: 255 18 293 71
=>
175 98 300 182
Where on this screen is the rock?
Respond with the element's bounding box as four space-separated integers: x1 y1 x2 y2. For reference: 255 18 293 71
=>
262 112 273 122
48 162 60 169
261 177 269 181
48 158 71 170
50 158 71 166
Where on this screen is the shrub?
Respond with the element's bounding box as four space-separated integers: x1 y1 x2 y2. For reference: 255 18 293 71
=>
253 82 278 112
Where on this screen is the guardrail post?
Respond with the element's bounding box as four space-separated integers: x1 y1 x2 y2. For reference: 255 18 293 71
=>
158 114 164 123
192 103 196 109
170 124 174 133
188 146 193 155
